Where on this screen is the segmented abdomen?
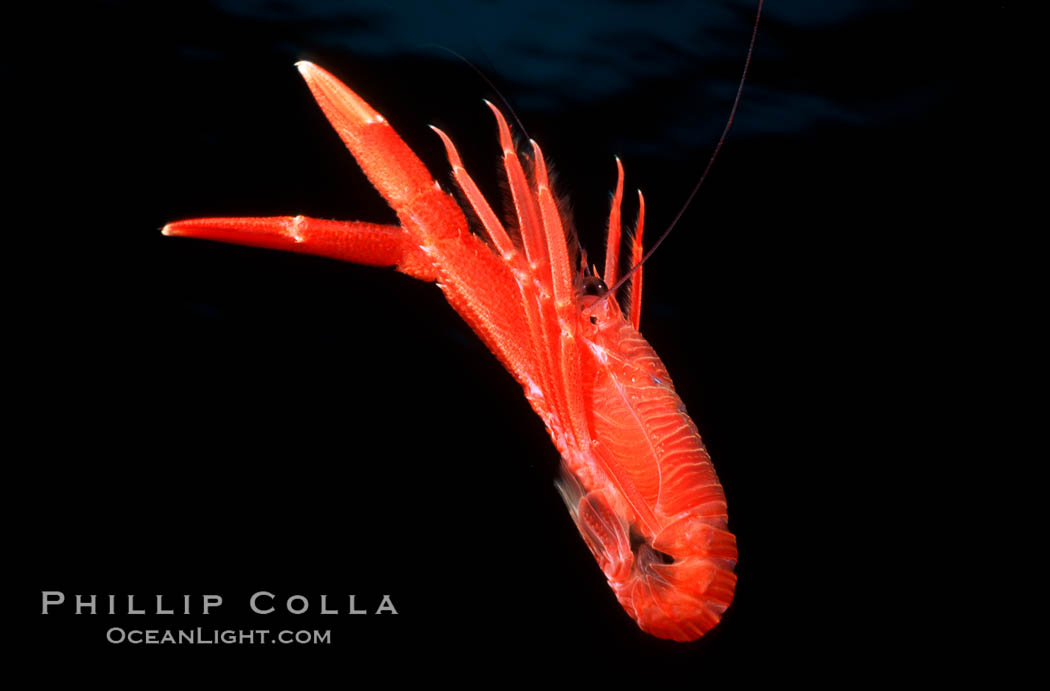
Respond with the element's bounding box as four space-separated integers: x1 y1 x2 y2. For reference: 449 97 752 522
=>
571 321 737 640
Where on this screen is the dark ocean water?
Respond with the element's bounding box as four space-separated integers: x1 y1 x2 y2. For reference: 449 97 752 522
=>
13 0 1014 682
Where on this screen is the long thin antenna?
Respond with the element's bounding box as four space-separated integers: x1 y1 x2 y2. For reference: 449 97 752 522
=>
600 0 763 304
421 43 530 141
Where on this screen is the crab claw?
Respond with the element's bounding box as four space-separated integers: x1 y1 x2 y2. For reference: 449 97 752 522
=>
162 216 436 280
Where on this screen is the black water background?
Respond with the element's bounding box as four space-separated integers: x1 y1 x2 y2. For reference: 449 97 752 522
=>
10 0 1016 681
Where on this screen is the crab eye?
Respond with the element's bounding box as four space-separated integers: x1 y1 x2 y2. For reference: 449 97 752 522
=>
580 276 607 297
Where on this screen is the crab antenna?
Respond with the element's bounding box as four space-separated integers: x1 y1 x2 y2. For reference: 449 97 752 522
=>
594 0 763 310
422 43 530 141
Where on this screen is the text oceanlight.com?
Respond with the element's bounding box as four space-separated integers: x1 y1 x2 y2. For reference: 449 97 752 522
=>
105 628 331 645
